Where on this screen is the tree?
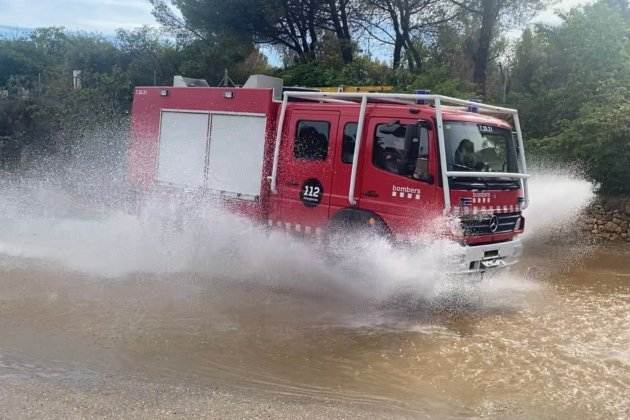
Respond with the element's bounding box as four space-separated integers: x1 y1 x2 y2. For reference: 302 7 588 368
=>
255 0 323 61
359 0 455 70
532 97 630 195
606 0 630 19
511 1 630 135
451 0 544 96
0 28 172 166
511 1 630 193
0 38 43 87
116 26 180 86
150 0 260 80
151 0 322 64
320 0 358 63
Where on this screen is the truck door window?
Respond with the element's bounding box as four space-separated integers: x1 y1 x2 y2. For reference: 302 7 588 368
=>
341 122 357 163
373 122 431 181
294 120 330 160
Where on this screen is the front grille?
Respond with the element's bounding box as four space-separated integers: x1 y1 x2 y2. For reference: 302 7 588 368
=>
461 212 521 235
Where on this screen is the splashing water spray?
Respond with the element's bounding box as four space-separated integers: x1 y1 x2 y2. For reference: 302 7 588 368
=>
0 83 597 313
0 159 594 310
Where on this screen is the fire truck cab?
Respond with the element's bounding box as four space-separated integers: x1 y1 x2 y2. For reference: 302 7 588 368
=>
128 76 529 273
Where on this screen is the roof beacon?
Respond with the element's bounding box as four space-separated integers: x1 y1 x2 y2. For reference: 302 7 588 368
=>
416 89 430 105
467 99 480 113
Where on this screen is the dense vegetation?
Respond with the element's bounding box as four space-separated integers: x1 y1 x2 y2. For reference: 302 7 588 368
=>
0 0 629 194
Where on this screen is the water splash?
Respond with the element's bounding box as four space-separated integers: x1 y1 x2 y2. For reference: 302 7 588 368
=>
0 166 595 305
0 180 461 303
522 169 595 241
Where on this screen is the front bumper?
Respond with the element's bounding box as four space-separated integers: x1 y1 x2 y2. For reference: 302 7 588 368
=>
457 238 523 273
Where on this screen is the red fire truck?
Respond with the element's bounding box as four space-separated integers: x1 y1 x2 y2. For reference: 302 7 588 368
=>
128 75 529 272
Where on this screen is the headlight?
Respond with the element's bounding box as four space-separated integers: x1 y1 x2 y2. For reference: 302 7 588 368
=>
447 217 464 237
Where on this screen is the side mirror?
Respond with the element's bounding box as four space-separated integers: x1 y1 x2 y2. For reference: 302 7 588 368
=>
413 124 433 183
512 132 520 155
414 158 433 183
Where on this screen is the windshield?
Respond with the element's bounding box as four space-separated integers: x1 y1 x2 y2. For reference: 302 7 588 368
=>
444 122 518 173
443 122 520 189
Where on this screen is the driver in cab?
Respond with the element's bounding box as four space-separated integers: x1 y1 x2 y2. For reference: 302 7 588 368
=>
454 139 487 171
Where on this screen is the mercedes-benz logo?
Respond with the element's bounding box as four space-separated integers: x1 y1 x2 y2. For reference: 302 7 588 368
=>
489 215 499 233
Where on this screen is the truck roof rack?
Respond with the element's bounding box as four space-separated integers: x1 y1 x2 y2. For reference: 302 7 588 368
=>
281 91 518 114
269 91 529 214
283 86 319 93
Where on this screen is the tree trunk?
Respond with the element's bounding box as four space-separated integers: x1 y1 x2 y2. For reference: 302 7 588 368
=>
473 0 499 97
338 0 353 63
393 37 404 69
327 0 353 63
404 38 422 71
387 1 405 70
339 37 353 63
306 0 319 61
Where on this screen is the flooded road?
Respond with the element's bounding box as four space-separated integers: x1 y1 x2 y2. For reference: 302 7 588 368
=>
0 175 628 418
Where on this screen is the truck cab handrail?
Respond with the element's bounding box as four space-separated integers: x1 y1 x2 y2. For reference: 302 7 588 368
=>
268 91 529 214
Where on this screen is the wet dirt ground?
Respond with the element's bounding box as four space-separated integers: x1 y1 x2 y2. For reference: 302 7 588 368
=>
0 239 628 419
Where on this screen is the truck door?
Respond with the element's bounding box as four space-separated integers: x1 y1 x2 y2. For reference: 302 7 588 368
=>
357 117 441 233
273 109 340 231
329 117 361 216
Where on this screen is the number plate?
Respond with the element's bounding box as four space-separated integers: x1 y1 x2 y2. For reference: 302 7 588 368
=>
480 259 506 269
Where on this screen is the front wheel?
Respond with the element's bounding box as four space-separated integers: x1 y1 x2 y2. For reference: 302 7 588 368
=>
324 213 391 254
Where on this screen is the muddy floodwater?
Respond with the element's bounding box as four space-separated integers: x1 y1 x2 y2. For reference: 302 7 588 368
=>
0 177 628 419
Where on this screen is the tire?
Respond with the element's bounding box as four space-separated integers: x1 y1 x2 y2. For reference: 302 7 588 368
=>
325 209 391 252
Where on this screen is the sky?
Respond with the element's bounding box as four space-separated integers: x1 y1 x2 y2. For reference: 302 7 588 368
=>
533 0 595 25
0 0 593 66
0 0 156 33
0 0 595 35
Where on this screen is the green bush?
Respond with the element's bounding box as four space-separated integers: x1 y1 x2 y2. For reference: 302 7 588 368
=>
398 64 476 97
277 56 393 87
530 97 630 195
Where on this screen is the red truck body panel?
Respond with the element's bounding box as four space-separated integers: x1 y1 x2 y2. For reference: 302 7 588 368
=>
129 86 277 219
128 86 524 246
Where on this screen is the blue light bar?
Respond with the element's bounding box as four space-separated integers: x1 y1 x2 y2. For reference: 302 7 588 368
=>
467 99 480 113
416 89 430 104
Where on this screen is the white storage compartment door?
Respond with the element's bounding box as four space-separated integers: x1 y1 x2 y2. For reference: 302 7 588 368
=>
207 114 267 197
157 111 209 187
